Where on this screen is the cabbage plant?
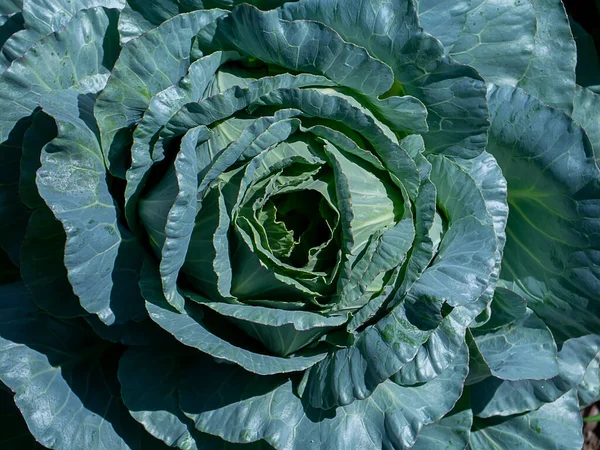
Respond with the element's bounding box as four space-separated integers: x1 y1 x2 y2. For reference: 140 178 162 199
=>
1 0 599 449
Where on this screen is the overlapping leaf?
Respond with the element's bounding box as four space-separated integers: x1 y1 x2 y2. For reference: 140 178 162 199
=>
0 1 598 450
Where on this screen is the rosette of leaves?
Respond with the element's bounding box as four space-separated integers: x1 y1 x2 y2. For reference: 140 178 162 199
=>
0 0 599 449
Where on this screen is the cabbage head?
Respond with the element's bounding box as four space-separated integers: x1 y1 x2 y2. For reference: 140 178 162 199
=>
1 0 599 449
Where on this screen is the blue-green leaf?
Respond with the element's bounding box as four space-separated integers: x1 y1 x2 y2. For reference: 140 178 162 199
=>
117 0 181 44
368 94 429 135
182 183 234 301
517 0 576 113
406 215 496 308
472 308 558 380
487 85 600 341
572 85 600 165
333 211 414 313
19 0 124 35
20 208 84 318
0 8 113 267
0 7 114 144
396 154 436 296
394 151 508 385
159 126 202 312
469 390 584 450
578 348 600 407
280 0 489 159
141 260 328 375
411 396 473 450
0 10 23 57
119 347 236 450
117 0 281 45
413 155 498 307
0 0 21 17
0 384 45 449
301 300 432 409
0 283 165 450
198 302 347 356
470 334 600 417
125 51 230 229
218 5 394 97
95 9 227 177
181 344 469 450
417 0 536 87
161 74 332 140
453 150 509 250
0 1 124 70
476 287 526 331
36 86 145 325
417 0 576 112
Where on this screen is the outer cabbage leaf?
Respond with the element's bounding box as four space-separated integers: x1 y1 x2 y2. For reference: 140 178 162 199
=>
20 208 85 318
36 84 147 325
0 7 114 143
411 396 473 450
417 0 577 112
118 347 272 449
280 0 490 159
516 0 576 112
117 0 287 44
0 2 598 450
0 0 21 17
380 151 509 386
469 390 584 450
572 85 600 165
417 0 536 87
470 334 600 417
95 9 228 177
487 84 600 341
471 308 558 381
0 382 44 449
0 7 23 51
0 7 117 265
578 349 600 407
119 343 469 450
0 1 125 72
0 283 166 450
141 260 329 375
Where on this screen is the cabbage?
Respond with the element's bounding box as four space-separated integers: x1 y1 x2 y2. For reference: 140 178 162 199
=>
0 1 598 449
